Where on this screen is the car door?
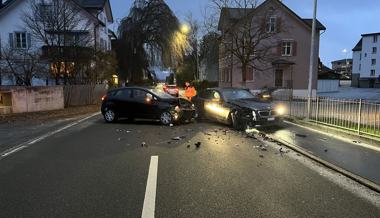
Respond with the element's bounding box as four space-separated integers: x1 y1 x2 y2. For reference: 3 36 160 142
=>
112 89 133 117
204 90 229 122
131 89 160 119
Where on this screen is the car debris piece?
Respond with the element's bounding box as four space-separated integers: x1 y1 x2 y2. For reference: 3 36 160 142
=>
169 124 174 127
261 147 267 151
295 134 307 138
195 142 201 148
324 149 328 152
259 155 264 158
141 142 146 147
172 137 182 141
187 145 191 148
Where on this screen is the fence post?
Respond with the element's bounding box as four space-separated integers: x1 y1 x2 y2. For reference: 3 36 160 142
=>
357 99 362 135
316 97 319 122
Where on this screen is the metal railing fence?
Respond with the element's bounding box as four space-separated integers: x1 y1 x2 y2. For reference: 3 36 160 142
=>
276 96 380 138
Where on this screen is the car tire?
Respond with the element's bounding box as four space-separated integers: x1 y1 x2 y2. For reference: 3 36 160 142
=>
160 111 173 125
127 116 135 123
229 111 245 131
104 108 118 123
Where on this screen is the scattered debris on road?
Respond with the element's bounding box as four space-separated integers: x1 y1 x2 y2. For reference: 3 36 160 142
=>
324 149 328 152
295 133 307 138
187 144 191 148
259 155 264 158
141 142 146 147
195 142 201 148
172 137 181 141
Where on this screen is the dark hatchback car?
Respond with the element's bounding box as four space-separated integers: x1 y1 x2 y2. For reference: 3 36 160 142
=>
193 88 286 130
101 87 196 125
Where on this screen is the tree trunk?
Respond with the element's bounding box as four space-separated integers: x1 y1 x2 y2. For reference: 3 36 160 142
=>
241 63 247 82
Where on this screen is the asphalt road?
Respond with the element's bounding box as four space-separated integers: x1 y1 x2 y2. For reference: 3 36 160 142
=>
263 121 380 184
0 115 379 218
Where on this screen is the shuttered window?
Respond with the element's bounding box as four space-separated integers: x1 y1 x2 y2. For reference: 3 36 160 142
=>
279 40 297 56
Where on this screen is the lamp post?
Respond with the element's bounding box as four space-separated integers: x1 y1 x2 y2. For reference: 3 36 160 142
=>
307 0 318 119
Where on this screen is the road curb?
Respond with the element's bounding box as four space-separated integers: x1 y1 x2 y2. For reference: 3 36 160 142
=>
265 132 380 194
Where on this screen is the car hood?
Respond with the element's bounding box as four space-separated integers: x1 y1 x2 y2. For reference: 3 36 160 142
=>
227 99 273 111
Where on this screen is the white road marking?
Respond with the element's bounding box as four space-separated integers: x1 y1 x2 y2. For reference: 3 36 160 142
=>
142 156 159 218
1 146 27 157
0 112 100 159
284 120 380 153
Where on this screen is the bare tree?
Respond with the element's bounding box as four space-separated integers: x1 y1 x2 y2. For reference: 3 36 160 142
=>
207 0 286 82
117 0 180 84
22 0 94 85
1 46 48 86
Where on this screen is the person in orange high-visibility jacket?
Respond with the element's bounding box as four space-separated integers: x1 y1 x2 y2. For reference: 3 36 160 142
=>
184 82 197 101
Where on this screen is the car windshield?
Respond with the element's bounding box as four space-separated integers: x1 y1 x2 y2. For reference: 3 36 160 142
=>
150 89 175 98
221 89 256 100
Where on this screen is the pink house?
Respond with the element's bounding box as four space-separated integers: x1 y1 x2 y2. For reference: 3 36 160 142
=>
218 0 326 97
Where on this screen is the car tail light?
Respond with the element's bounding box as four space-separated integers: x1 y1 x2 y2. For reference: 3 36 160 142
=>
101 95 107 101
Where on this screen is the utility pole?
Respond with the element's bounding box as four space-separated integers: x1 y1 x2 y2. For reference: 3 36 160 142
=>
307 0 318 119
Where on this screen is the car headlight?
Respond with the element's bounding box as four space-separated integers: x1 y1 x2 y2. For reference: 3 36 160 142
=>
174 105 181 112
275 105 286 115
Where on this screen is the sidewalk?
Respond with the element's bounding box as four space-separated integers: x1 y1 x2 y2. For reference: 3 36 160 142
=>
264 121 380 185
0 105 100 152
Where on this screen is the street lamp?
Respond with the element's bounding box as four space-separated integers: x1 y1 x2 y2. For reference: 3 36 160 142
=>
307 0 318 119
180 23 190 35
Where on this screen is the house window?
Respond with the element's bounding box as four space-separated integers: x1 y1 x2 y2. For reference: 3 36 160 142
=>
373 47 377 54
39 4 52 21
282 41 293 56
359 53 362 60
359 64 361 71
370 70 376 76
372 59 376 65
15 32 28 49
267 17 276 33
364 53 367 57
374 35 378 43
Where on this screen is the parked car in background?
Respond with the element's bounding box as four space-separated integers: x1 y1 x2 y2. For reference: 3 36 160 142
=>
101 87 196 125
163 84 179 97
193 88 286 130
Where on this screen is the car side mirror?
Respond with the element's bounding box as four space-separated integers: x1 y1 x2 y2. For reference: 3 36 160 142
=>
145 94 154 103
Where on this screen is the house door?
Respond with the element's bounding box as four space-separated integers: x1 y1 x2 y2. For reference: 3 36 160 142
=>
275 69 283 87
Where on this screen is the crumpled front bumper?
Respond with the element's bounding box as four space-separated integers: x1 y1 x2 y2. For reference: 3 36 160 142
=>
171 109 197 122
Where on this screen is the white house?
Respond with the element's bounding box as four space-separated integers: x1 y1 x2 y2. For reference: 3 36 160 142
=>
0 0 115 85
352 32 380 88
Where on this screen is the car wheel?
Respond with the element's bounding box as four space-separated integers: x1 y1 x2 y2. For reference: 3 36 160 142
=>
160 111 173 125
230 111 245 131
104 108 118 123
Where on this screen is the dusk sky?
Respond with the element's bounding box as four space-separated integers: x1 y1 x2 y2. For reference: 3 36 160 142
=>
109 0 380 67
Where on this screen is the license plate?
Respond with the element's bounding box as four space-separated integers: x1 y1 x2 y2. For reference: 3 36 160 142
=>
268 117 275 121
